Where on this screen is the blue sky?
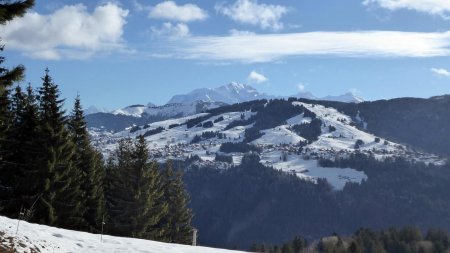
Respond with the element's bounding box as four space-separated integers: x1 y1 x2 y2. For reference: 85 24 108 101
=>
2 0 450 109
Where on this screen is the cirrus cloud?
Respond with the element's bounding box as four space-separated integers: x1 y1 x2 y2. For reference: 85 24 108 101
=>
167 30 450 63
0 3 129 60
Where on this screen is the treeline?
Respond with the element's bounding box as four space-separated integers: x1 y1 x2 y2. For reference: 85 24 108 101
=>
251 227 450 253
0 5 192 240
0 4 193 242
0 69 193 242
184 153 450 249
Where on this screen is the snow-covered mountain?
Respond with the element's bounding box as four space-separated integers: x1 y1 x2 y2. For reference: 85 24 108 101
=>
320 92 364 103
90 99 444 190
292 91 364 103
0 215 247 253
112 101 226 118
167 82 363 104
168 82 273 104
292 91 317 100
85 83 367 132
84 105 110 115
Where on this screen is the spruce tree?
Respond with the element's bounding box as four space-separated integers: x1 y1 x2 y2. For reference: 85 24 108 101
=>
106 136 167 239
105 138 134 236
68 95 105 232
0 0 34 144
0 85 13 204
34 69 85 228
0 85 42 217
159 161 193 244
0 0 34 199
131 136 167 239
0 0 34 24
144 159 169 240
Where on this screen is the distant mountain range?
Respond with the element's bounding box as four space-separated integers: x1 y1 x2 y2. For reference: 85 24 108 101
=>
168 82 271 105
85 82 364 131
167 82 363 105
85 82 364 116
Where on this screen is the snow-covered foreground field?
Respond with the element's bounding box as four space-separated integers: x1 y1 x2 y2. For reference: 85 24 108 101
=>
0 216 248 253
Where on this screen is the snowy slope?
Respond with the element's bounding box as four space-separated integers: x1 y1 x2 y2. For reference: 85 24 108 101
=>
112 102 225 118
320 92 364 103
293 102 394 154
0 216 247 253
168 82 272 104
113 104 147 117
84 105 110 115
91 100 444 190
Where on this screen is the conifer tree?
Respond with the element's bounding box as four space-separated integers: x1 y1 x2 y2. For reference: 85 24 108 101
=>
0 0 34 25
159 160 193 244
131 136 167 239
0 86 13 203
106 136 167 239
0 0 34 97
0 85 41 216
0 0 34 197
34 69 85 228
68 95 105 232
105 138 134 236
144 159 169 240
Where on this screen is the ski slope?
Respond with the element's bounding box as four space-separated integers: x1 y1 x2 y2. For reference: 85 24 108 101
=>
0 216 247 253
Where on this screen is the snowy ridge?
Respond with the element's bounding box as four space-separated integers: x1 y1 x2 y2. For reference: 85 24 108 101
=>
84 105 110 115
294 102 390 152
112 101 225 118
0 215 247 253
113 104 147 117
320 92 364 103
168 82 273 105
91 101 444 190
292 91 364 103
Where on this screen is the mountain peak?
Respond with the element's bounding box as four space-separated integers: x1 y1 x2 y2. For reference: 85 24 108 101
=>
84 105 110 115
167 82 271 105
321 92 364 103
226 82 246 90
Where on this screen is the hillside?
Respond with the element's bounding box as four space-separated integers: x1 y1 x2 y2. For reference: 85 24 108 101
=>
311 95 450 156
85 83 365 132
88 97 450 248
0 216 247 253
91 99 443 190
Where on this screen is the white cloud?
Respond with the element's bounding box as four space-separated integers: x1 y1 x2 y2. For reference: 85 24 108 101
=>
132 0 146 12
1 3 129 60
168 30 450 63
297 83 306 91
149 1 208 22
215 0 289 31
248 71 268 83
151 22 190 38
431 67 450 77
229 29 256 36
363 0 450 17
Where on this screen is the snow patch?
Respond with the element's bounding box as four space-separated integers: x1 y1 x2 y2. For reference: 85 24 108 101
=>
0 216 248 253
